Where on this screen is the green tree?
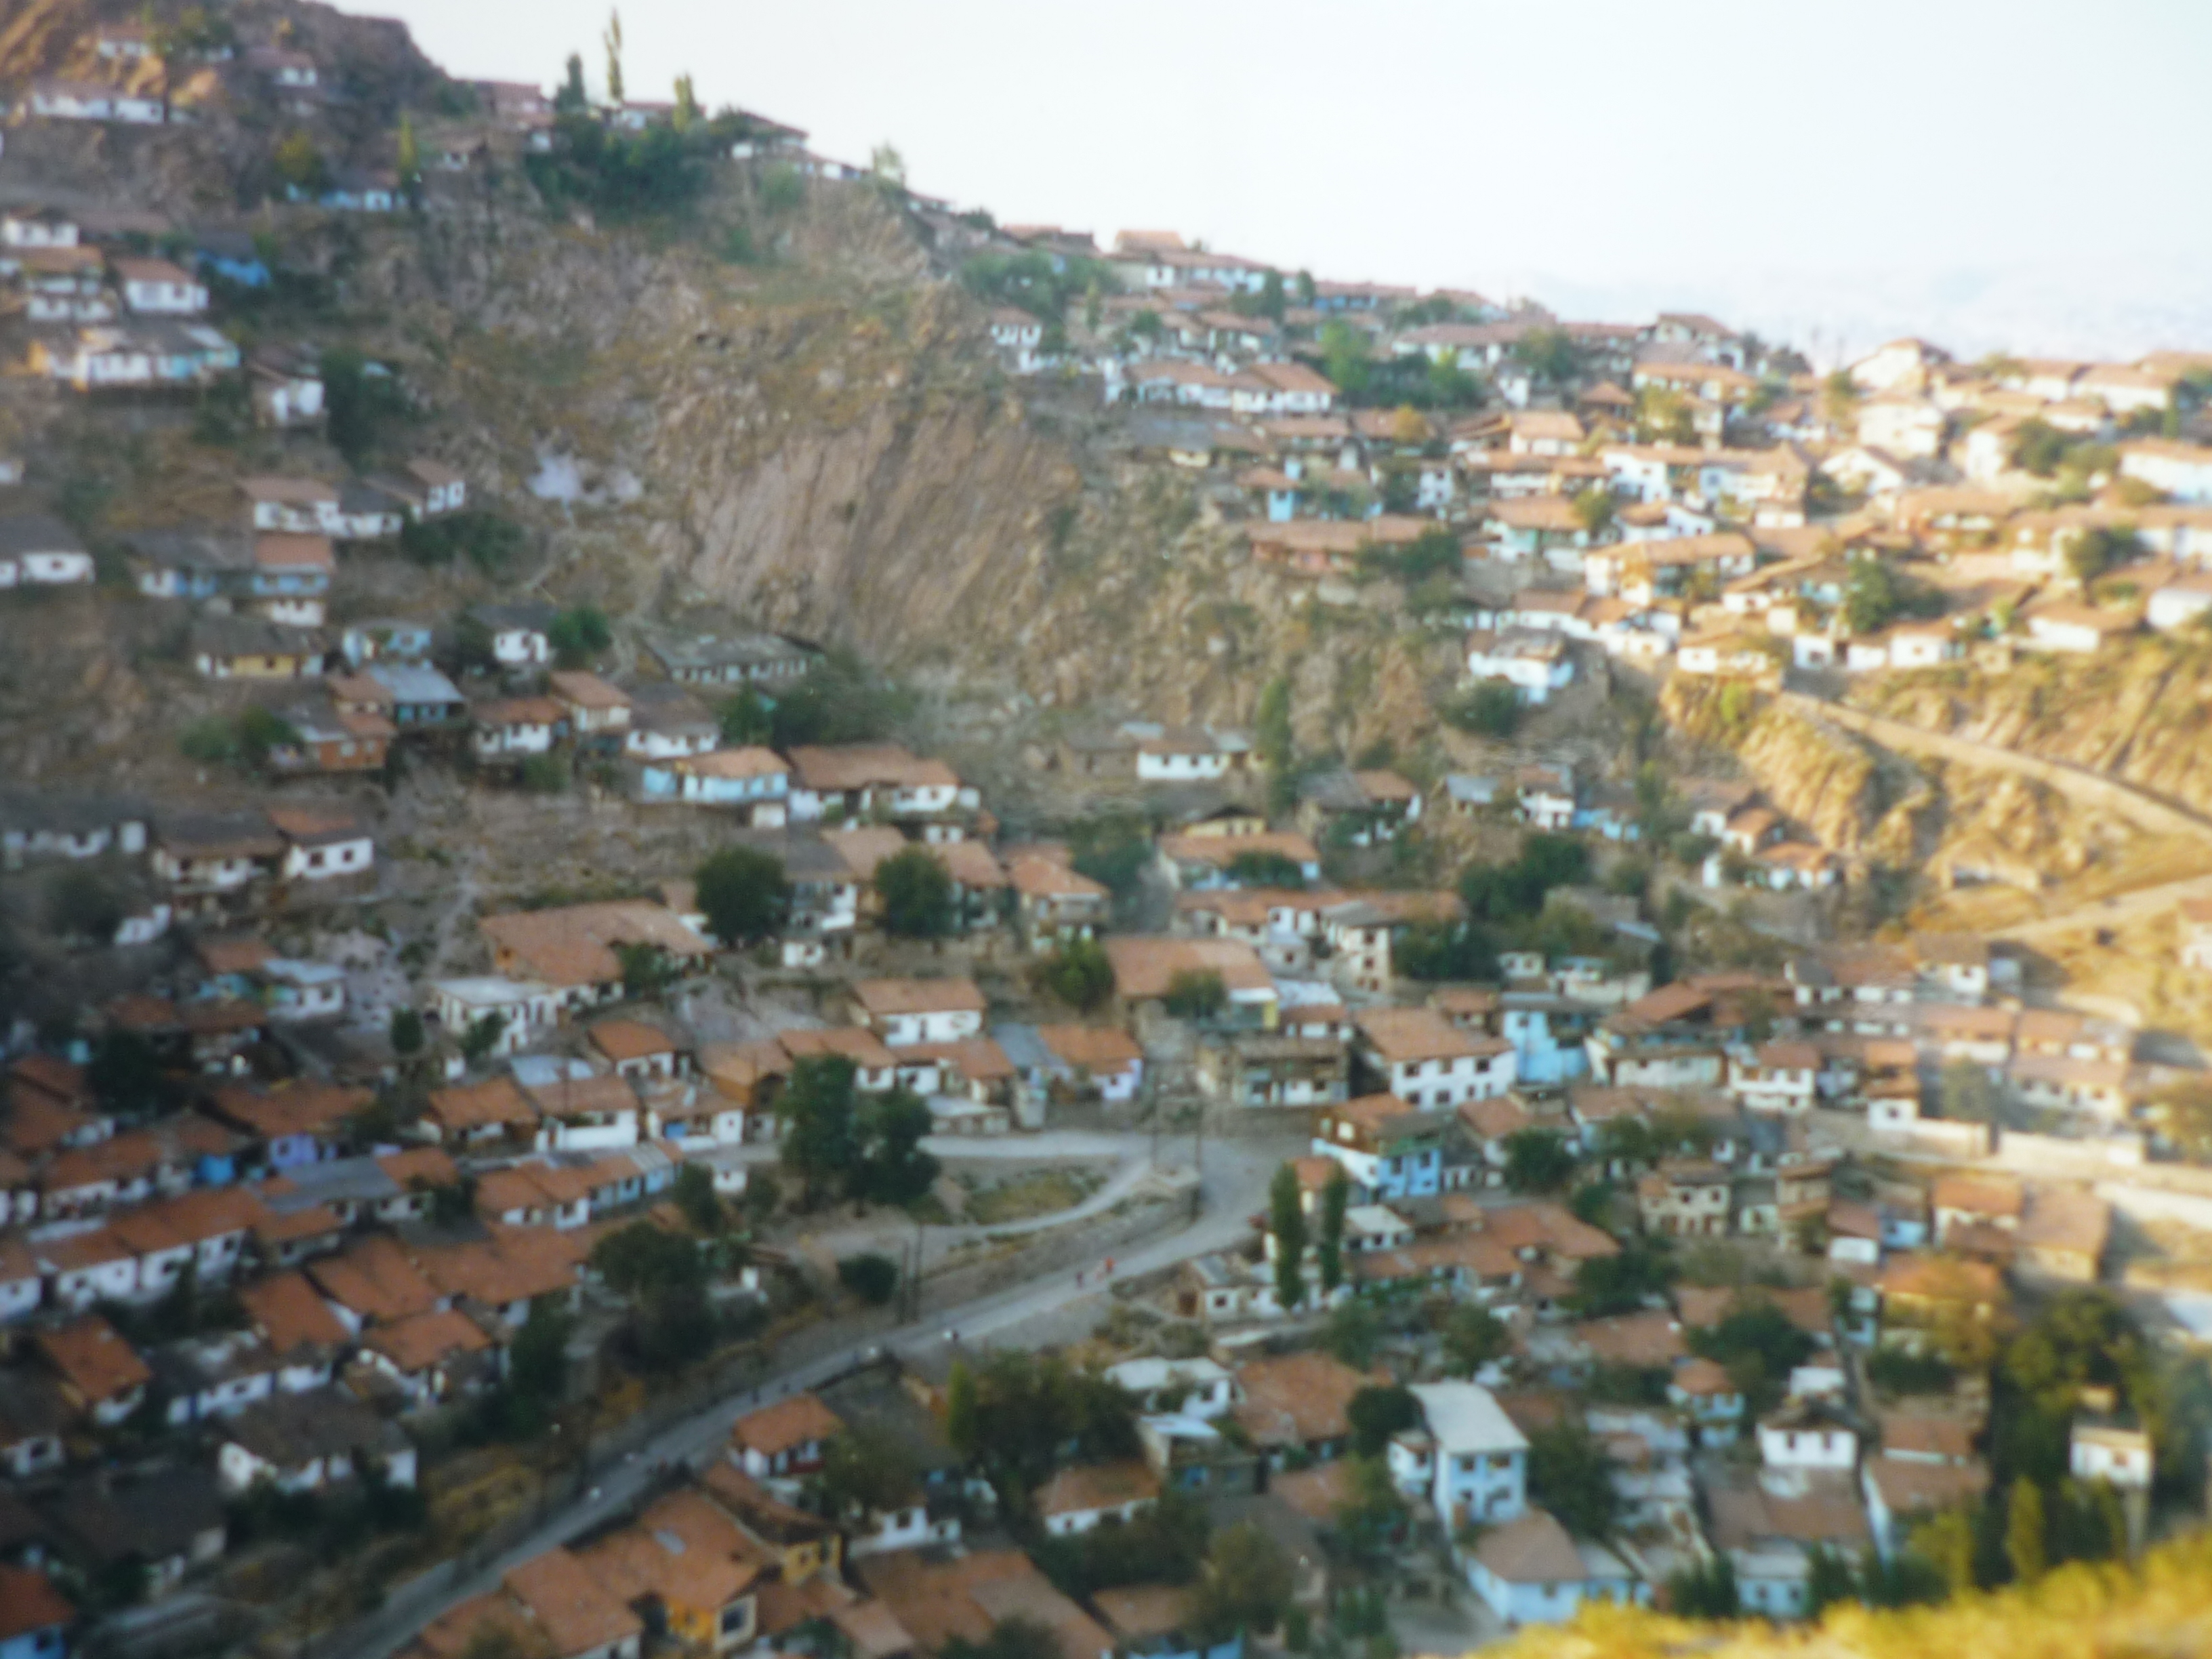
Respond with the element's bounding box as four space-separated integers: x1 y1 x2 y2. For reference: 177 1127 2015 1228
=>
1845 557 1906 634
2011 418 2068 477
1805 1545 1858 1615
1667 1555 1738 1617
857 1088 940 1207
778 1055 861 1208
617 942 679 999
1225 849 1307 889
321 346 411 465
1503 1128 1578 1194
1255 676 1294 775
1912 1506 1980 1596
1189 1521 1292 1641
2151 1078 2212 1162
1330 1456 1405 1564
876 846 954 939
672 73 699 132
388 1008 425 1057
1324 1298 1381 1369
1319 321 1370 399
555 52 588 115
695 845 790 945
590 1220 712 1370
945 1359 979 1457
602 7 625 103
718 687 772 744
1038 939 1113 1011
1270 1164 1308 1311
1164 970 1228 1021
2007 1479 2047 1584
1346 1385 1417 1458
273 130 327 192
1255 268 1290 323
673 1163 721 1232
396 110 420 186
1572 1241 1677 1317
88 1031 163 1113
962 1352 1139 1513
821 1422 920 1518
1441 681 1522 739
547 605 612 668
459 1011 508 1064
1315 1166 1350 1294
237 705 298 764
1571 486 1616 536
1940 1060 2000 1124
2067 526 2140 587
1513 327 1579 386
508 1298 573 1405
1441 1304 1509 1377
838 1252 900 1305
47 867 123 942
1692 1299 1817 1414
1528 1420 1618 1539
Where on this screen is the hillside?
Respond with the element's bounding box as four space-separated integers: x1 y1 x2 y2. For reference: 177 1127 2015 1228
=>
1851 634 2212 821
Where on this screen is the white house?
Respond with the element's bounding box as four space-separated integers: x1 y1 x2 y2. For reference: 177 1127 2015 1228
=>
1355 1008 1517 1111
0 515 95 586
1757 1400 1859 1472
114 258 209 315
2119 441 2212 503
468 603 555 665
987 307 1047 373
1465 628 1576 705
852 979 987 1046
643 749 790 819
28 79 165 123
1136 731 1235 781
2070 1419 2152 1491
262 960 346 1023
1037 1460 1161 1536
1850 339 1950 394
1103 1357 1238 1419
1465 1510 1647 1631
2148 573 2212 632
1 206 78 248
1727 1042 1820 1114
1395 1382 1528 1525
430 977 560 1057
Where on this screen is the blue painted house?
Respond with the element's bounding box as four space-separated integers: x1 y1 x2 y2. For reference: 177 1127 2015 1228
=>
640 747 791 813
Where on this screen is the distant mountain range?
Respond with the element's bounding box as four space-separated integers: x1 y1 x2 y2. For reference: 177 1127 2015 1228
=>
1480 256 2212 368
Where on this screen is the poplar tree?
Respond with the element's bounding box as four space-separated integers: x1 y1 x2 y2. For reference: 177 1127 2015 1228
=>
1269 1164 1307 1310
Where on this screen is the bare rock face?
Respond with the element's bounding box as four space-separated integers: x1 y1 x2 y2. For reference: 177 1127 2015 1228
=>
1855 642 2212 819
665 394 1080 659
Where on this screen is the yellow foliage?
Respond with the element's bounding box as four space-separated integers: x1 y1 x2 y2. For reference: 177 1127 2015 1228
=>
1473 1530 2212 1659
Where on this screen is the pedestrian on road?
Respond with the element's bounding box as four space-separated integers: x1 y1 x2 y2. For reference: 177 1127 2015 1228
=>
1076 1271 1084 1288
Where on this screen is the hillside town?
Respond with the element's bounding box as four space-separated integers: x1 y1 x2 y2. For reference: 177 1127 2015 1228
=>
1 8 2211 1659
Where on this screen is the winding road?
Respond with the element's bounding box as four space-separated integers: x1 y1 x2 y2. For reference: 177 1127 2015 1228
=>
324 1129 1296 1659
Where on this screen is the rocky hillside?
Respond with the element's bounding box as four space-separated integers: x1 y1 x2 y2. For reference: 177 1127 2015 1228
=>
1660 675 2166 899
1851 634 2212 821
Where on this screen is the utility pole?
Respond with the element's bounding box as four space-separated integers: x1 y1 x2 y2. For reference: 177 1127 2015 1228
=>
1191 1101 1206 1222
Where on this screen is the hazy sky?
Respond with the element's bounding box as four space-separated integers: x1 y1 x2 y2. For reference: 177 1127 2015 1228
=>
354 0 2212 359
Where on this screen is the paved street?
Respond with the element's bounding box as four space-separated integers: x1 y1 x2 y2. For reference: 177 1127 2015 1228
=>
329 1126 1297 1659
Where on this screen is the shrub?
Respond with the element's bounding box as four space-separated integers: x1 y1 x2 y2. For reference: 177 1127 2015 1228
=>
838 1253 899 1305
